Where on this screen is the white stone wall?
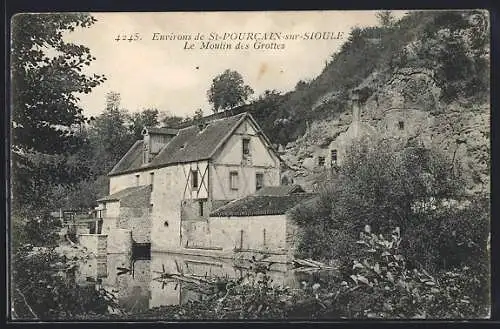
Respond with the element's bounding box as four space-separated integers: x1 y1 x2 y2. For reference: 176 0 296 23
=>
150 165 187 251
107 229 132 254
79 234 108 258
109 171 153 194
215 119 279 167
210 164 280 200
180 215 289 253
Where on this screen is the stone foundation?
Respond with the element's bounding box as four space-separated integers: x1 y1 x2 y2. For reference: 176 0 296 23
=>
107 229 133 254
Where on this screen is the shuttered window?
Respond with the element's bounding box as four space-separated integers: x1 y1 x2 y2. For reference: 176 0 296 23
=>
230 171 239 190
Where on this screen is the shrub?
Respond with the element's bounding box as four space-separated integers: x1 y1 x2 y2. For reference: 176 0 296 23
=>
11 245 117 320
290 137 489 275
339 227 489 318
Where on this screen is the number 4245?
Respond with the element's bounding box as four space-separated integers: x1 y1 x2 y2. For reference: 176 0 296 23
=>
115 33 142 42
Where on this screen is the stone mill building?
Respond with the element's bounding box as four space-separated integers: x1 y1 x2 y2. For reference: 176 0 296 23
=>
87 112 314 263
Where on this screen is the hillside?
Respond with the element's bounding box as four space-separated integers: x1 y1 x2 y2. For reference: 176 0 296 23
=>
245 10 489 194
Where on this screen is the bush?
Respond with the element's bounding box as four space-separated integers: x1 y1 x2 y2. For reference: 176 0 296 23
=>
338 227 489 318
291 137 490 273
11 245 117 320
403 194 490 272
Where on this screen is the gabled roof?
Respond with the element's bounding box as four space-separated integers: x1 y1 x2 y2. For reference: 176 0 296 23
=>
97 185 151 208
109 140 145 176
109 112 278 176
255 185 305 197
149 112 247 167
209 193 316 217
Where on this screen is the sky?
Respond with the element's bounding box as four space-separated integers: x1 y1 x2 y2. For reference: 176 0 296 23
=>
64 11 408 118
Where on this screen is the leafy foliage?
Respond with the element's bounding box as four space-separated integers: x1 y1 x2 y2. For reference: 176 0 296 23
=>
130 108 161 139
11 13 106 213
376 10 396 27
293 138 458 258
207 69 254 113
11 245 115 320
339 227 489 318
291 136 489 277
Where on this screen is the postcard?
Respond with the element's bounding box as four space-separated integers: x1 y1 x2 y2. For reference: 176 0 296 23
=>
9 10 491 320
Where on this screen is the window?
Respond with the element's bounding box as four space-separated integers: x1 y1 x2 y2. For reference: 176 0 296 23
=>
191 170 198 188
198 200 204 217
135 174 140 186
398 121 405 130
256 173 264 191
230 171 239 190
242 138 250 158
318 156 326 166
331 149 338 166
150 172 155 190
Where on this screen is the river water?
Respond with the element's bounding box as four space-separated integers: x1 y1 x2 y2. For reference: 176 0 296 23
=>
74 252 325 313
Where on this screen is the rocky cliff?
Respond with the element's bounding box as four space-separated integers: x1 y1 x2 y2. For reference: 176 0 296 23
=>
275 10 490 194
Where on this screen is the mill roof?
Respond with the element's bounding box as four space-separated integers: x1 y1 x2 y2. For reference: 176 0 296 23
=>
109 140 144 177
209 193 316 217
109 112 270 176
149 112 246 167
254 185 305 196
97 185 152 207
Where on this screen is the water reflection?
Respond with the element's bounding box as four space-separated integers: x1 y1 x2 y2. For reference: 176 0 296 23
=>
76 252 308 311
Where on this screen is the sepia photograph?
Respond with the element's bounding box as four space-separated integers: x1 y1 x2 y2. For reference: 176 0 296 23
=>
9 9 491 321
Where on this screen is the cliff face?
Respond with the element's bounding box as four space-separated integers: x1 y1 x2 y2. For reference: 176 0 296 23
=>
278 10 490 194
281 75 489 194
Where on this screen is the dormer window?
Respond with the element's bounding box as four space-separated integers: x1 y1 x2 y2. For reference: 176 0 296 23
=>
242 138 250 159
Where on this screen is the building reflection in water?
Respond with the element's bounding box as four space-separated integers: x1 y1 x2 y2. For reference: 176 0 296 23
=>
76 252 302 312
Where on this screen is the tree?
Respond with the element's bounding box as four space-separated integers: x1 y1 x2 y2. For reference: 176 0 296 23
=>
376 10 396 28
86 92 135 176
129 108 160 139
160 112 187 128
207 69 254 113
11 13 106 213
290 137 484 273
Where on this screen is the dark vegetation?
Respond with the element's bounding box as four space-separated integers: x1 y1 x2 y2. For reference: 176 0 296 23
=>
289 137 489 317
10 10 490 319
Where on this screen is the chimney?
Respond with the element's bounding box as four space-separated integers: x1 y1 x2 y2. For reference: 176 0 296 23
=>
142 128 151 165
